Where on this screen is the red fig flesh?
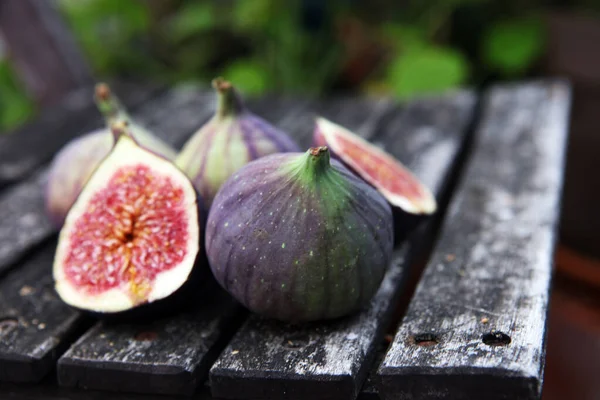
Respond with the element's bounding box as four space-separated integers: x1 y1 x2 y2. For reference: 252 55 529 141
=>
314 117 436 215
53 122 200 313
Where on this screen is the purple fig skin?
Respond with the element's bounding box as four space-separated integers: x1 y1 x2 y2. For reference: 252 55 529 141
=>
206 147 394 322
175 78 300 209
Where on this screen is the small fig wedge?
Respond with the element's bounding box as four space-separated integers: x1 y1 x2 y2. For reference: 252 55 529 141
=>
53 121 202 315
176 78 299 208
313 117 436 215
206 147 394 322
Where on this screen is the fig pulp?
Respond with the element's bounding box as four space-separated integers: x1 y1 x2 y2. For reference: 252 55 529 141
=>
176 78 299 208
206 147 394 322
313 117 436 215
53 121 202 314
45 83 176 228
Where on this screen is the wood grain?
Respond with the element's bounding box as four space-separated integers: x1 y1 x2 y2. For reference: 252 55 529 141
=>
0 170 53 276
209 90 477 400
0 241 88 382
57 285 242 396
377 81 571 400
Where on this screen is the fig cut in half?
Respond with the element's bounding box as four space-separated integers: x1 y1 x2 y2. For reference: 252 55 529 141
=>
53 121 202 315
314 117 437 215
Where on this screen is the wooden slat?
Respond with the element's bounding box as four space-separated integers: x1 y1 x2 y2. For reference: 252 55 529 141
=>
0 82 161 190
0 170 52 274
377 81 571 400
0 240 88 383
209 90 477 400
57 284 241 396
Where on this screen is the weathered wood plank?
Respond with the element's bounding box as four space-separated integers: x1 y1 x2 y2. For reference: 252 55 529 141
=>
377 81 571 400
0 82 161 190
0 241 88 382
57 284 242 396
0 170 53 274
209 90 477 400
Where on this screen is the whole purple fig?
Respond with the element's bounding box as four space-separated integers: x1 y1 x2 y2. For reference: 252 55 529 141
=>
175 78 299 208
206 146 394 322
45 84 176 228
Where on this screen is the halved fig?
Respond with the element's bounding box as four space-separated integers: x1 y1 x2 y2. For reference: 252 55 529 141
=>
313 117 437 215
53 121 203 315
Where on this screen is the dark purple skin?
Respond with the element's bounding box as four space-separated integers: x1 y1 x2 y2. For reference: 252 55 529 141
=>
205 148 394 322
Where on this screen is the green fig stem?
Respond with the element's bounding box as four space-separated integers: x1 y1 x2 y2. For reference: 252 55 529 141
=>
291 146 333 182
307 146 331 173
212 77 246 118
95 83 129 124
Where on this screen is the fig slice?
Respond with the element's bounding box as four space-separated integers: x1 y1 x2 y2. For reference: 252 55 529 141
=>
314 117 437 215
53 121 201 314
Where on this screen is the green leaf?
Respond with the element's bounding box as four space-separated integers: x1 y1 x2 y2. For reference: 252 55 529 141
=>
167 2 215 42
386 46 469 98
482 18 545 76
222 60 270 95
231 0 274 31
378 23 427 52
58 0 150 74
0 61 35 132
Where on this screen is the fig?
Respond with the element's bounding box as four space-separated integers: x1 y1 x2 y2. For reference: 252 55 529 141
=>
45 83 176 228
53 121 202 315
206 146 394 322
175 78 300 208
313 117 436 215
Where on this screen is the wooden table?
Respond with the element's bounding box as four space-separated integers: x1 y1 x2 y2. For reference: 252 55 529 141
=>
0 80 571 400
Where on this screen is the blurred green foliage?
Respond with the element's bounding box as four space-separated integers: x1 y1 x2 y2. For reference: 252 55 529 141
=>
55 0 549 96
0 0 597 132
0 60 36 131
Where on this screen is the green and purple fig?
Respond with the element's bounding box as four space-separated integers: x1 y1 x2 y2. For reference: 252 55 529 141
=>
175 78 300 208
206 146 394 322
53 120 203 315
45 83 176 228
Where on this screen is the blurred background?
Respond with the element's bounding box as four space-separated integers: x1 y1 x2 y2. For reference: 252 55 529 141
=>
0 0 599 398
